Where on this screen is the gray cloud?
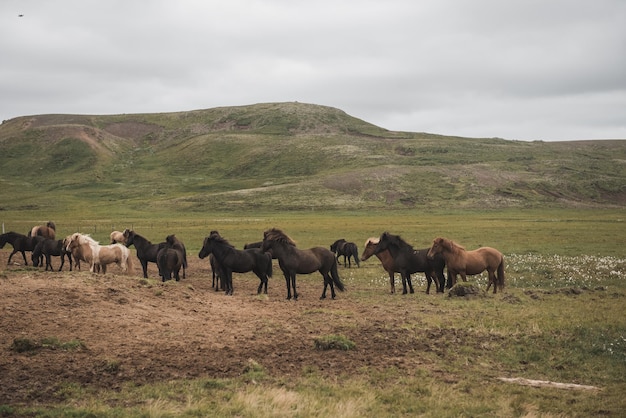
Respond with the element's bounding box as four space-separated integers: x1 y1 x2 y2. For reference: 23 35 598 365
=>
1 0 625 141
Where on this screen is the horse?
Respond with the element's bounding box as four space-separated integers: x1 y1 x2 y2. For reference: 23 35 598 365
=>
65 233 97 272
198 232 273 295
360 237 400 293
66 233 132 274
330 239 360 268
261 228 345 300
427 237 505 294
165 234 188 279
157 247 183 282
123 229 165 278
243 241 262 249
373 232 446 294
110 230 126 245
0 232 45 265
29 221 56 240
32 238 73 271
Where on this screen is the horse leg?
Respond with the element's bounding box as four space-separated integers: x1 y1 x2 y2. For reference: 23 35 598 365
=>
292 275 298 300
487 270 497 294
389 272 395 294
284 273 292 300
401 274 408 294
46 254 53 271
406 273 414 294
328 273 337 299
425 273 432 294
141 260 149 278
320 276 328 299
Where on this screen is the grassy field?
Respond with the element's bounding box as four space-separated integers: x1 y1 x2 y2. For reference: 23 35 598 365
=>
1 208 625 417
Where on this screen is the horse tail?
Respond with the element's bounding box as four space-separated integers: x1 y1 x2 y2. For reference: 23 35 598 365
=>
331 259 345 292
497 256 505 291
265 252 273 278
352 245 360 267
125 249 134 275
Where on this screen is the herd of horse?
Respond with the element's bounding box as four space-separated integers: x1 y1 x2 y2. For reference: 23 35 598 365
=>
1 221 506 300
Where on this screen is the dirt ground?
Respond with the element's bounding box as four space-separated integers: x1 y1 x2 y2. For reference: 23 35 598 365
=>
0 250 454 406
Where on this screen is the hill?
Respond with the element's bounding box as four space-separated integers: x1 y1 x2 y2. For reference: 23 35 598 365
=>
0 102 624 214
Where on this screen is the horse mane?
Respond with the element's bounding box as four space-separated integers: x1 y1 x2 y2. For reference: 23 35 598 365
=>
208 232 235 248
263 228 297 246
435 237 465 252
365 237 379 246
46 221 56 230
382 232 414 251
73 233 99 246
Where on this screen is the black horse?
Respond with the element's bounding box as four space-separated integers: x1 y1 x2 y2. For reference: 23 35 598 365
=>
261 228 345 300
243 241 262 249
157 247 183 282
198 232 273 295
123 229 166 279
373 232 446 294
165 234 188 279
330 239 360 268
32 238 73 271
0 232 45 265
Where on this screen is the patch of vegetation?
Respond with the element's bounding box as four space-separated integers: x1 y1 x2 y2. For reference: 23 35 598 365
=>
10 337 86 353
314 334 356 351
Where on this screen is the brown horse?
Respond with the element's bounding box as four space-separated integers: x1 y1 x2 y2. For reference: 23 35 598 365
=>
261 228 345 300
427 237 505 294
65 233 94 271
360 237 399 293
30 221 56 240
330 239 360 268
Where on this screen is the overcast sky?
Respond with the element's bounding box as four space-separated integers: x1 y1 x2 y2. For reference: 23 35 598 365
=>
1 1 625 141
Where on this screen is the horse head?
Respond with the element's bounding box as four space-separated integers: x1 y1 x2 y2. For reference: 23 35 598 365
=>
428 237 457 258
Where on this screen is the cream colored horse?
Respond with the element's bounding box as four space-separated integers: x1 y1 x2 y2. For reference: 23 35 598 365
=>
66 233 132 274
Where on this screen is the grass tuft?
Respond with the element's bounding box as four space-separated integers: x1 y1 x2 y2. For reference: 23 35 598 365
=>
314 334 356 351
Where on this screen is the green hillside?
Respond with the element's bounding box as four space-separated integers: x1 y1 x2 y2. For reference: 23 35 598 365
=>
1 102 624 215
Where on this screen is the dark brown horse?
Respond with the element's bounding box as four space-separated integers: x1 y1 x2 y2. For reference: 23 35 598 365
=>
0 232 45 265
166 234 188 279
373 232 446 294
157 247 183 282
427 237 505 294
330 239 360 268
29 221 56 240
261 228 345 300
32 238 73 271
199 232 273 295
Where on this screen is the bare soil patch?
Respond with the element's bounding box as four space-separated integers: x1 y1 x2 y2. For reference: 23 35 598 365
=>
0 251 454 405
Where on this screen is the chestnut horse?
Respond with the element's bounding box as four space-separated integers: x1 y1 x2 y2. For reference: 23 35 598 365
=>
30 221 56 240
361 237 399 294
427 237 505 294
